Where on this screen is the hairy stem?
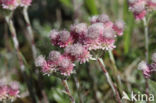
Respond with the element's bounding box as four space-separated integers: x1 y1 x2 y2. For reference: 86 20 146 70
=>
62 80 75 103
23 7 49 103
23 7 37 60
108 50 123 93
97 58 122 103
5 15 37 103
143 17 149 103
143 18 149 62
74 77 83 103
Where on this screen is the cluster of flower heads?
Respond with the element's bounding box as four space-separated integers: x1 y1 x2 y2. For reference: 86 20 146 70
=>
128 0 156 20
0 0 32 10
0 82 20 102
138 52 156 78
35 14 125 76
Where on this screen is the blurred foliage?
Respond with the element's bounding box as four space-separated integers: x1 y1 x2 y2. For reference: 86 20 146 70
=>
0 0 156 103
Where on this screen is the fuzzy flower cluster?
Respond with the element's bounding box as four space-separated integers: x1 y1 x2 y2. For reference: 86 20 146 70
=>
35 14 125 76
138 52 156 78
0 0 32 10
0 82 20 102
128 0 156 20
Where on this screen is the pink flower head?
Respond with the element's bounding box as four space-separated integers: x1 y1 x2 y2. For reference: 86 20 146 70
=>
8 82 20 100
150 63 156 71
48 51 62 61
58 30 73 47
134 10 146 20
48 51 63 65
87 23 104 39
151 52 156 63
64 43 91 63
70 23 88 43
84 23 104 50
49 29 60 46
20 0 32 7
49 30 73 48
35 55 46 67
35 55 51 74
97 14 110 24
1 0 19 10
0 84 8 101
129 0 147 20
148 0 156 10
58 57 74 76
99 22 116 50
113 20 125 36
138 61 151 78
90 16 98 24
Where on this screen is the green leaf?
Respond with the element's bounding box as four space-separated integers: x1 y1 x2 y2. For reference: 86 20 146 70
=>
85 0 98 15
123 0 134 54
59 0 72 8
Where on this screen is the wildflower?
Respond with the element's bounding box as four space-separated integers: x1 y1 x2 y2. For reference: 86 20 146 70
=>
48 51 62 62
128 0 147 20
36 51 75 76
151 52 156 63
0 82 20 102
58 30 73 47
35 55 46 67
20 0 32 7
90 16 98 24
97 14 110 24
50 30 73 47
99 22 116 50
138 61 151 78
113 20 125 36
1 0 19 10
8 82 20 101
49 29 60 46
0 84 8 101
84 23 104 50
64 43 91 63
147 0 156 10
70 23 88 43
58 57 74 76
35 55 51 74
87 23 103 39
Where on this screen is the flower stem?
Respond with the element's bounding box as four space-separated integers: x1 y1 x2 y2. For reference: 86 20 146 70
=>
143 17 149 62
62 80 75 103
143 17 149 103
108 50 123 93
5 15 37 103
23 6 37 60
23 7 49 103
97 58 122 103
74 77 83 103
